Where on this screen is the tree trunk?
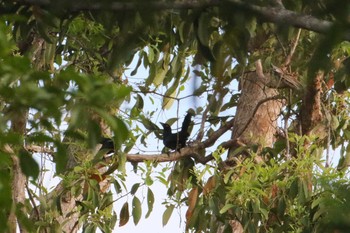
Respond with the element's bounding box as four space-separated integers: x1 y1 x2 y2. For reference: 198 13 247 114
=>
8 109 28 233
230 60 283 156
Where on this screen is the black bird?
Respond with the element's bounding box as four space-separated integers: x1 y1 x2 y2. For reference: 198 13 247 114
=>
160 112 192 150
99 137 114 154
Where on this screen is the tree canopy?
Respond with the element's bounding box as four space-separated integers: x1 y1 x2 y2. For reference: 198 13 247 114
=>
1 0 350 232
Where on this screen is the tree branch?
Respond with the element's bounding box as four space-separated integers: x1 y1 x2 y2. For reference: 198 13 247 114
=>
226 1 333 33
17 0 220 11
117 117 237 165
283 28 302 67
16 0 350 41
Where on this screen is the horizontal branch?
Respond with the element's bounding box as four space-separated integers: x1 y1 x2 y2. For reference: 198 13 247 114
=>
226 0 338 37
16 0 350 41
17 0 220 11
126 144 211 164
123 117 236 165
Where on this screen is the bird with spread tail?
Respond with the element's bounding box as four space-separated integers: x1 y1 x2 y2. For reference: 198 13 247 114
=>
160 112 193 151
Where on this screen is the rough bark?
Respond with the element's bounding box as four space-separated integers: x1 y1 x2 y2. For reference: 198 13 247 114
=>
8 109 28 233
230 60 283 156
301 72 323 135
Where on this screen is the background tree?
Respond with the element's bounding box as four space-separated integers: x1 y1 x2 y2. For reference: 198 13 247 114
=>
1 0 350 232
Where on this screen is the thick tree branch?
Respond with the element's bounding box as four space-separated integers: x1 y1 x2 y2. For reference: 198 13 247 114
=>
17 0 220 11
118 117 236 165
226 0 339 37
16 0 350 41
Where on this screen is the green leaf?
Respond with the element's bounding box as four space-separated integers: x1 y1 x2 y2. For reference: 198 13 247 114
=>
162 84 178 110
145 188 155 218
113 179 122 194
197 13 211 47
37 21 53 43
147 46 155 64
311 196 323 209
146 63 156 86
145 175 153 186
153 65 168 86
331 115 339 130
19 150 39 179
260 207 269 220
110 211 118 229
140 115 158 131
178 21 186 43
288 178 298 199
130 183 140 195
83 224 96 233
0 165 13 211
132 196 142 225
55 142 68 174
94 109 129 148
219 204 234 214
130 54 143 76
223 169 235 184
277 197 286 218
162 205 175 226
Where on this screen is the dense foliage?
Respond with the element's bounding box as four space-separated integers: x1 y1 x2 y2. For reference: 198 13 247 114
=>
1 0 350 232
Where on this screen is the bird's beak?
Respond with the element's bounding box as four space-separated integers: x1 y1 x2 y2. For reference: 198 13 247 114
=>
160 122 166 127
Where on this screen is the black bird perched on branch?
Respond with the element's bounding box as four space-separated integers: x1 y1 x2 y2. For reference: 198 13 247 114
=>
160 112 193 150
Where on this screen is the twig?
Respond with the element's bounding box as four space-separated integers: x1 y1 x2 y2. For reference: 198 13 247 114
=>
284 28 302 67
25 182 42 226
196 105 209 141
284 105 291 159
275 33 287 56
133 90 198 101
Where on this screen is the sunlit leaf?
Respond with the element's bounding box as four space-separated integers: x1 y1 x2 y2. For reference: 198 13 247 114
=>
153 66 168 86
162 204 175 226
